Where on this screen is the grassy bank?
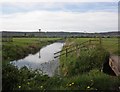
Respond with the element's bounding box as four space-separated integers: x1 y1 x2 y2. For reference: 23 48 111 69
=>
3 63 120 91
59 37 120 90
2 37 120 91
2 37 62 90
66 37 119 55
2 38 61 63
60 46 109 76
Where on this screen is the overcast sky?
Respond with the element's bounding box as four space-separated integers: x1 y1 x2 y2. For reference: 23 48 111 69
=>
0 0 119 33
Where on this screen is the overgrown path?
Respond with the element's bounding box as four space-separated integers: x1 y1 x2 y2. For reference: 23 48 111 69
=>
109 55 120 76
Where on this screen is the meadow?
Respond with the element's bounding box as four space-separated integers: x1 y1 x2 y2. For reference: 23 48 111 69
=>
102 38 119 55
65 37 119 55
59 37 120 90
2 37 61 63
2 37 120 91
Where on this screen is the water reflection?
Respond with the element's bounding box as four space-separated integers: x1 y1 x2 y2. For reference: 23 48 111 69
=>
11 42 64 76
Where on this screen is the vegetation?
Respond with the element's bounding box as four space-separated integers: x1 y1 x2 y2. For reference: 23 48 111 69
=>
60 46 109 76
102 38 119 55
65 37 119 55
2 38 61 63
59 37 120 90
2 37 61 90
2 37 120 91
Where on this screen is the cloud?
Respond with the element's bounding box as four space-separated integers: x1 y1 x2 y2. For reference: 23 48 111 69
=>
0 0 119 3
0 10 118 33
0 2 118 32
1 2 118 14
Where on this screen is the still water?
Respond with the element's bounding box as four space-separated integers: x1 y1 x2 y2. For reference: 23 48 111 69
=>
11 42 64 76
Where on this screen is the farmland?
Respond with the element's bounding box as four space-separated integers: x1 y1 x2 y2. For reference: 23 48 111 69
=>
2 37 120 91
102 38 119 55
65 37 119 55
2 38 61 62
58 37 120 90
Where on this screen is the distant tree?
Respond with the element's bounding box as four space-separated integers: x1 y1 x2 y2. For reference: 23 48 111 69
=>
29 34 35 37
24 33 27 37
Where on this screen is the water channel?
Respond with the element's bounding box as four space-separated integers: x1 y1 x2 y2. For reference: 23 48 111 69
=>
11 42 64 76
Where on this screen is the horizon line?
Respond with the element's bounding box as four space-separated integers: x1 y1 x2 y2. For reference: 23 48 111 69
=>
1 30 119 34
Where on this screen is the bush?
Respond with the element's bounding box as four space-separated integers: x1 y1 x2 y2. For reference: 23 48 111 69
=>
2 63 50 90
2 64 20 90
60 46 110 76
55 69 120 90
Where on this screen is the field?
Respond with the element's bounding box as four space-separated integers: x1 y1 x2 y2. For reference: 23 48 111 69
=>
3 37 61 46
59 37 120 90
65 37 119 55
102 38 119 55
2 37 120 91
2 37 61 63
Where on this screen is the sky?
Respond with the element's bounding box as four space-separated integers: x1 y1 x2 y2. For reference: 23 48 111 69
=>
0 0 119 33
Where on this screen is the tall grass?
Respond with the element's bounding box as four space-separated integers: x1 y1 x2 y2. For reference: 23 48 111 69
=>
58 38 120 90
2 37 120 91
60 45 109 76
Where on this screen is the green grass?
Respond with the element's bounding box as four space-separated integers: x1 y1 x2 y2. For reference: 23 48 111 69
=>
2 37 120 91
3 63 120 90
65 37 119 55
2 37 63 90
58 69 120 90
2 37 61 63
59 37 120 90
60 45 109 76
102 38 119 55
3 38 61 46
60 38 119 77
